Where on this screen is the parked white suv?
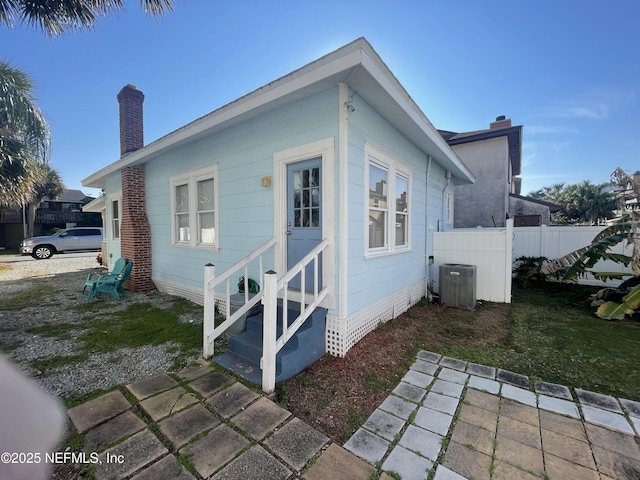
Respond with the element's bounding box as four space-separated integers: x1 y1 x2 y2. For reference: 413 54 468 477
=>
20 227 104 260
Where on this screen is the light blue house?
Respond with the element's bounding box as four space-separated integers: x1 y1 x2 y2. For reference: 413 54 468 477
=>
83 38 474 387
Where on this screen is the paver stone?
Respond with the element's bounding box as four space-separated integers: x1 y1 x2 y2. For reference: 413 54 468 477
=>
67 390 131 434
451 420 496 456
539 410 587 442
393 381 426 403
94 429 167 480
490 460 540 480
417 350 441 363
362 408 405 442
130 454 196 480
158 403 219 448
188 371 232 397
382 444 433 480
497 415 541 449
414 406 453 435
575 388 623 413
344 428 391 465
457 403 497 432
494 435 544 475
83 410 146 453
211 445 291 480
232 396 291 440
464 388 500 413
534 381 572 400
207 382 259 418
584 423 640 460
139 386 198 421
173 364 213 381
466 362 496 379
126 373 178 400
440 356 467 371
303 443 375 480
411 359 438 375
443 441 492 480
541 429 596 469
591 445 640 480
496 368 529 388
582 405 635 435
179 424 250 478
500 398 539 427
264 418 328 471
398 424 442 461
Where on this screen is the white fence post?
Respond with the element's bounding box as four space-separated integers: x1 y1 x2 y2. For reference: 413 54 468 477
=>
203 263 216 359
261 270 278 394
504 219 513 303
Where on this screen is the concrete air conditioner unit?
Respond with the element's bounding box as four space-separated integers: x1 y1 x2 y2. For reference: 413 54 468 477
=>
440 264 476 310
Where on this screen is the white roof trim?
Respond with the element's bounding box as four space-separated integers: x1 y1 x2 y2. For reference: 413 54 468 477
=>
83 38 473 188
82 196 105 213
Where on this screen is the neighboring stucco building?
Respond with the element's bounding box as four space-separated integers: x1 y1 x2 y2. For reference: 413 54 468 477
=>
440 117 557 228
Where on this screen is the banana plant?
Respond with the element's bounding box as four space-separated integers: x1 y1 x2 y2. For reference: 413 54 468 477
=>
596 288 640 320
540 219 637 280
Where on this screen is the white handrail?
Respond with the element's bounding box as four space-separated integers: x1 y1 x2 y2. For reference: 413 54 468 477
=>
261 238 330 393
203 237 276 358
207 237 276 290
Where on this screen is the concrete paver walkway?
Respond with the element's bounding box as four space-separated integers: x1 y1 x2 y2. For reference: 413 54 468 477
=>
66 352 640 479
345 351 640 480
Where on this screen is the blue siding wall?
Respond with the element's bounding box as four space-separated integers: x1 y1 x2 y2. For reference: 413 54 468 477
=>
144 88 339 292
345 92 447 315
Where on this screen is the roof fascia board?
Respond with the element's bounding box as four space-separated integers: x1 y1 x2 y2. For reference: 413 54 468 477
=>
83 46 365 188
359 47 474 184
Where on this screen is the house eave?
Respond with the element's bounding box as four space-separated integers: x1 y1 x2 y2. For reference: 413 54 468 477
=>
83 38 474 188
82 195 105 213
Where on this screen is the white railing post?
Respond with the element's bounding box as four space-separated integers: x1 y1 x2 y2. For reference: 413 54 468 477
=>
261 270 278 394
203 263 216 359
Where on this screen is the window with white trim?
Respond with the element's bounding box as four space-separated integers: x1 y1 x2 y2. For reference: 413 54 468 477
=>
365 143 411 255
170 165 218 248
109 193 122 241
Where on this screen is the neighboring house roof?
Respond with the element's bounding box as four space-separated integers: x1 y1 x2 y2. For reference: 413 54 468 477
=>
83 38 475 189
509 193 563 213
438 124 523 176
44 189 93 204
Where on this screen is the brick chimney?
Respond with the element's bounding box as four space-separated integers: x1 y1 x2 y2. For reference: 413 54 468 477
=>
117 84 144 156
490 115 512 130
117 85 154 292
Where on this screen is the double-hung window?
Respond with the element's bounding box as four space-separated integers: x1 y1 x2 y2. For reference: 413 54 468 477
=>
365 143 411 256
170 165 218 248
109 193 122 241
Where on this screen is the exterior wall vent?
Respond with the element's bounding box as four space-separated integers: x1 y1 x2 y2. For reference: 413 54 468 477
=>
440 264 476 309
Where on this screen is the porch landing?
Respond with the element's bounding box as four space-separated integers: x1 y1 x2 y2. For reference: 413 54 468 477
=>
213 305 326 385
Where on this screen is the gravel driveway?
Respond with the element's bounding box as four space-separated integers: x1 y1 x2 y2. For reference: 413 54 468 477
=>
0 256 202 399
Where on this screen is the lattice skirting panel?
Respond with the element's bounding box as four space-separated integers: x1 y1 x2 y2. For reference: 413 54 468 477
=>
326 279 426 357
153 279 230 316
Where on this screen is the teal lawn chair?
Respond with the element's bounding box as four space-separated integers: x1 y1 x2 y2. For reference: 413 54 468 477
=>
86 261 133 303
82 257 127 294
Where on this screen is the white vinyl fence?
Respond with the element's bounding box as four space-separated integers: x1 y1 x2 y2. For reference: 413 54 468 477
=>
513 225 633 286
433 220 513 303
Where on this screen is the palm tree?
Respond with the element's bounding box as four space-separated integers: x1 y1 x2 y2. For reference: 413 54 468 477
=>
0 60 50 208
0 0 174 36
26 163 65 238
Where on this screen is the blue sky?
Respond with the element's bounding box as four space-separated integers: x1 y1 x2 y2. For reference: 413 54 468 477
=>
1 0 638 198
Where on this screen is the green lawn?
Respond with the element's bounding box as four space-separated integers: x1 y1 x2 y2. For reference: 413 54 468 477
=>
441 283 640 399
